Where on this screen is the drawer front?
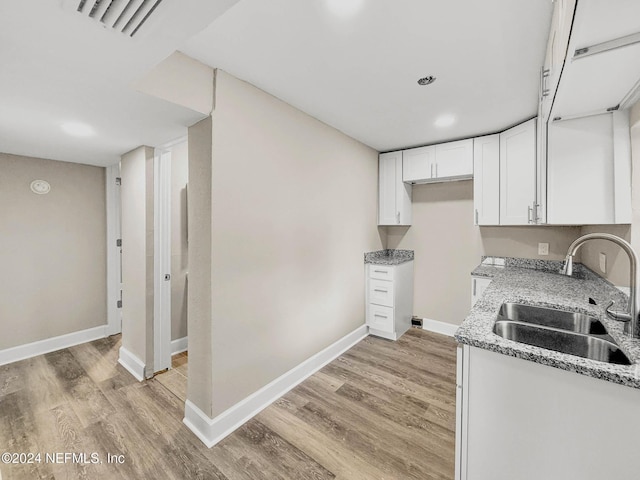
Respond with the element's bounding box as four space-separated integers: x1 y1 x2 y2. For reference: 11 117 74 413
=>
369 265 394 281
367 304 394 332
368 279 394 307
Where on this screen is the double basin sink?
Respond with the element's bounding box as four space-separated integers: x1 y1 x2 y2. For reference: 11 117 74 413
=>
493 303 631 365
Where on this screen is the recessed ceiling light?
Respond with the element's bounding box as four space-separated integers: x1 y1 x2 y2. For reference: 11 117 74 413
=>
434 115 456 128
326 0 364 17
417 76 436 86
61 122 95 137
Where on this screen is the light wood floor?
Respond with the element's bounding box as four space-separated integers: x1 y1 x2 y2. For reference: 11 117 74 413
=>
0 328 457 480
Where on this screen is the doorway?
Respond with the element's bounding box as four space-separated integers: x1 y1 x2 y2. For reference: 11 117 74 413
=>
153 138 189 376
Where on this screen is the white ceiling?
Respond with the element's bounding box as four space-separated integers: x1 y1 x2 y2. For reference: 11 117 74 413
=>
0 0 239 166
183 0 554 152
1 0 553 167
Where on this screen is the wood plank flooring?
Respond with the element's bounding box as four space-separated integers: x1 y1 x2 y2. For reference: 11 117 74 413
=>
0 328 457 480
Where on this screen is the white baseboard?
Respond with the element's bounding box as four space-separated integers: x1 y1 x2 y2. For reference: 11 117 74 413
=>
0 325 107 367
171 336 188 356
118 346 146 382
183 324 369 448
421 318 458 337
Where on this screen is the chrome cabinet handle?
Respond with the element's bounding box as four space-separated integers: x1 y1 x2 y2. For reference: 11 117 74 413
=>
475 209 479 225
473 278 477 296
374 313 388 318
396 211 400 224
430 163 434 178
435 163 438 177
528 205 533 224
374 288 388 293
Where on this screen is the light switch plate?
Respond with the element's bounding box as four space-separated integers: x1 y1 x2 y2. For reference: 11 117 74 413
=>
538 243 549 256
599 252 607 273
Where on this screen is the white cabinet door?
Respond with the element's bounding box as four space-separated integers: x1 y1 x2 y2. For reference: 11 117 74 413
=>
378 152 412 225
402 146 434 183
462 346 640 480
547 113 615 224
434 139 473 179
473 135 500 225
499 119 537 225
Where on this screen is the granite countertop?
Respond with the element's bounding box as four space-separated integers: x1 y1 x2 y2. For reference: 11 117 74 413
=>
364 249 414 265
456 257 640 389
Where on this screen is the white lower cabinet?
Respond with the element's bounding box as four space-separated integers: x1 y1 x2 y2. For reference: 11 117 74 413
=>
365 261 413 340
456 345 640 480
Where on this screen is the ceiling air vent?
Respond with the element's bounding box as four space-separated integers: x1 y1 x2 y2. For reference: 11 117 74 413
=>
76 0 164 37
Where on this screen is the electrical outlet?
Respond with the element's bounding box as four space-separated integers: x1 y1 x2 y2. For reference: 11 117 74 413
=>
599 252 607 273
538 243 549 256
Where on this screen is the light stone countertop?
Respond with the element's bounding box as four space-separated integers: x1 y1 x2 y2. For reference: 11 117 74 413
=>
364 249 414 265
456 258 640 389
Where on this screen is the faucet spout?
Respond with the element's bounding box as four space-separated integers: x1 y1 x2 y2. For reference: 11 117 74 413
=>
561 233 640 338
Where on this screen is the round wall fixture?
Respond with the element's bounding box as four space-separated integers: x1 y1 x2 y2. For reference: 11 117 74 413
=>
30 180 51 195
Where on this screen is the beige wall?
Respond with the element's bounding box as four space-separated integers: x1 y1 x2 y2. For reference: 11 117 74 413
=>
187 117 214 416
171 140 189 341
198 70 383 416
120 146 155 372
0 153 106 350
386 180 581 325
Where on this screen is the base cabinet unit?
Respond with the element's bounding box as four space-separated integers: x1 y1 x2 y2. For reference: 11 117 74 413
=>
378 151 412 226
366 262 413 340
455 345 640 480
470 276 492 307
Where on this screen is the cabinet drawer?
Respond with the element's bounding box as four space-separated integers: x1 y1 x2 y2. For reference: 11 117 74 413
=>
368 278 394 307
367 304 394 332
369 265 393 281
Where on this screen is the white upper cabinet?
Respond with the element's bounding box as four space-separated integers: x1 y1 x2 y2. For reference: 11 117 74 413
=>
538 0 635 225
378 151 412 226
499 119 537 226
547 111 631 225
402 139 473 184
473 134 500 226
402 146 434 183
551 0 640 120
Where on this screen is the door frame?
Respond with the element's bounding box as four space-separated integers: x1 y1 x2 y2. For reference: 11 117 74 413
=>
106 163 122 336
153 147 173 373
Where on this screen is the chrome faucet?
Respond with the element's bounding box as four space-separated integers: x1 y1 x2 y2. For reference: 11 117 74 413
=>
561 233 639 338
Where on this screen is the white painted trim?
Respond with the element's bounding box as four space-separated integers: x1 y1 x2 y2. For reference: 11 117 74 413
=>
421 318 458 337
118 346 146 382
0 325 107 367
106 164 122 336
171 337 188 356
153 149 172 374
183 324 369 448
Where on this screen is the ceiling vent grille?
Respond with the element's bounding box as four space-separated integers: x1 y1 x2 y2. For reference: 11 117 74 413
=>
76 0 164 37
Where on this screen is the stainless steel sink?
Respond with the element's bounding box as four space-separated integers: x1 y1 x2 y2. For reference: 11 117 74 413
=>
494 303 631 365
498 303 607 335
